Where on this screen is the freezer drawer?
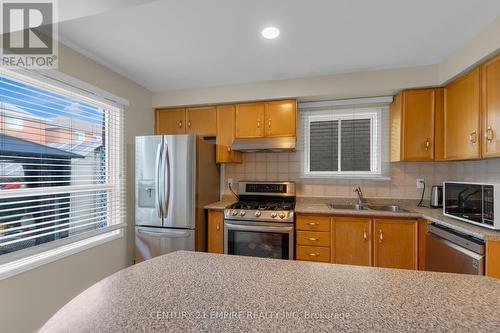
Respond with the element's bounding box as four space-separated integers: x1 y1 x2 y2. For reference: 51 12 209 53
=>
425 224 485 275
135 227 195 263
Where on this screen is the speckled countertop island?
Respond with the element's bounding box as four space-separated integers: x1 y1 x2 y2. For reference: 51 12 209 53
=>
40 251 500 332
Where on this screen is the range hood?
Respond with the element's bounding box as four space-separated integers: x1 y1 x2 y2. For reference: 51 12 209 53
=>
231 137 296 152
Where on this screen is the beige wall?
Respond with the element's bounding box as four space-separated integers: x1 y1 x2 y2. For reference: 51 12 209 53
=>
0 43 153 333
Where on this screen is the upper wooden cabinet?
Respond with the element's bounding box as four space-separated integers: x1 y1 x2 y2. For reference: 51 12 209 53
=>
235 100 297 139
186 106 217 136
373 219 418 270
235 102 266 138
332 217 372 267
216 105 242 163
481 54 500 158
265 99 297 137
444 67 481 160
390 89 438 161
156 108 186 134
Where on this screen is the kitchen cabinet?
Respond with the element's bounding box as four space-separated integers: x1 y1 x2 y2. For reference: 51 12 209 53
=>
264 99 297 137
373 218 418 270
207 210 224 254
332 217 372 266
296 215 330 232
390 88 438 161
434 88 445 161
186 106 217 136
235 100 297 139
156 108 186 134
481 53 500 158
296 214 331 263
296 245 330 263
235 102 265 138
216 105 242 163
444 67 481 160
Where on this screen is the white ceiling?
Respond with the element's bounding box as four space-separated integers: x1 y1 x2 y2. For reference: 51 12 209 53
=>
58 0 500 92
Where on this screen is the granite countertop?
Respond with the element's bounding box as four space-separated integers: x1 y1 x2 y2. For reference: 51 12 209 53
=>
294 197 500 241
39 251 500 333
204 199 236 211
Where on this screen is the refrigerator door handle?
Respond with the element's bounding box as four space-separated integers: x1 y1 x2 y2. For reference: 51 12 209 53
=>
162 141 171 218
137 228 191 238
155 140 163 218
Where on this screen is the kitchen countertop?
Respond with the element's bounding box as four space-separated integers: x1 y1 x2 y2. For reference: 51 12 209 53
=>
39 251 500 333
204 197 500 241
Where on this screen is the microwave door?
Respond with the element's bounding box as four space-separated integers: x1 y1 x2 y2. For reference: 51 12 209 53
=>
162 135 195 229
135 136 163 228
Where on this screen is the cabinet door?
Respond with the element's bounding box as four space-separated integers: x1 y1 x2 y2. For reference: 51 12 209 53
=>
482 54 500 158
390 92 403 162
373 219 418 270
434 88 445 161
186 106 217 136
216 105 242 163
265 99 297 137
444 68 481 160
332 217 372 266
403 89 435 160
156 108 186 134
235 102 265 138
207 210 224 254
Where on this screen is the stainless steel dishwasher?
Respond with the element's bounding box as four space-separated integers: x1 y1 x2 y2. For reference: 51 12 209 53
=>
425 223 485 275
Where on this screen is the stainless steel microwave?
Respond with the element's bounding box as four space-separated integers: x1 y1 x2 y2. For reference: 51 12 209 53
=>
443 181 500 230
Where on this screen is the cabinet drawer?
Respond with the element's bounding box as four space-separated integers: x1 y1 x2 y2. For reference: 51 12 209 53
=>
296 231 330 247
296 246 330 263
296 215 330 231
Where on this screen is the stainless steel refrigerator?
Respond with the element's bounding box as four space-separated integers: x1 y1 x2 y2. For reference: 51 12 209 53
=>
134 135 219 262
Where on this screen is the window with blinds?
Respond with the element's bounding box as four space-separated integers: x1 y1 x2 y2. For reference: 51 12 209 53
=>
0 70 124 259
303 108 381 177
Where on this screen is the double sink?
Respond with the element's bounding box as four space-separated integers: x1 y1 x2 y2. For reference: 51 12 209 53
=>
327 202 409 213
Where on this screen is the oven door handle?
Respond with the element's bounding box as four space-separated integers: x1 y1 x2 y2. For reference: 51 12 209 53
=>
224 222 293 233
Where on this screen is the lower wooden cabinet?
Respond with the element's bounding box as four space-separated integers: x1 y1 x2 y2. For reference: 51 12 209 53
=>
296 245 330 263
332 217 372 266
373 218 418 270
207 210 224 254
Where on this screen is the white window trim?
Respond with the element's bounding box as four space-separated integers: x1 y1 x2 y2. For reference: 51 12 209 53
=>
0 68 127 279
302 108 387 179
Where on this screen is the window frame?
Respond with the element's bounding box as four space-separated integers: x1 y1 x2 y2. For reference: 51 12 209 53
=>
0 68 127 280
302 108 382 178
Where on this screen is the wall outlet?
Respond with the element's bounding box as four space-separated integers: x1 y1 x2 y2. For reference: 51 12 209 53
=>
416 179 425 189
227 177 234 188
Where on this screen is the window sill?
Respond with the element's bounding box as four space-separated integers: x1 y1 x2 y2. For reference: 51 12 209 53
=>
301 174 391 181
0 229 123 281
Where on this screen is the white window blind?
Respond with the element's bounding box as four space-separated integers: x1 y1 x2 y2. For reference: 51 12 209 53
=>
300 98 391 179
0 70 125 261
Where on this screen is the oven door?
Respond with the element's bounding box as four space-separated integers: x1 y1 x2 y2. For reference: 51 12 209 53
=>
224 221 294 260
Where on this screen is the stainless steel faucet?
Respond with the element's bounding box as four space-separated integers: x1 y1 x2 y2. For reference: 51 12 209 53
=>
353 186 364 205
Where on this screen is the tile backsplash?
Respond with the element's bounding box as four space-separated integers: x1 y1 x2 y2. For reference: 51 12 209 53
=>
223 152 500 199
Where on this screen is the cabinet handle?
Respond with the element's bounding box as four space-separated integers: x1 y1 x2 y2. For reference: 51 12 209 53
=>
216 222 220 231
425 139 430 150
178 121 183 128
307 222 319 226
469 130 477 144
379 229 383 243
307 253 319 257
486 127 494 143
306 237 319 241
227 146 231 152
363 230 368 241
187 120 191 128
268 119 272 128
257 121 260 128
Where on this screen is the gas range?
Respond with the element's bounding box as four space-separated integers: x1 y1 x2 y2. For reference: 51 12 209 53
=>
224 181 296 223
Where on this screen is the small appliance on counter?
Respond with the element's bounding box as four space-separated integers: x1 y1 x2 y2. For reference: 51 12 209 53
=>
443 181 500 230
430 185 443 208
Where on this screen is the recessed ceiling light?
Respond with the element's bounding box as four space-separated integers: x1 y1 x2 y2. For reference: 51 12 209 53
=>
261 27 280 40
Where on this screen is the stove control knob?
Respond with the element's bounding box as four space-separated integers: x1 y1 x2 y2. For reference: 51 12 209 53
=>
278 212 286 219
254 211 261 217
231 210 238 216
239 210 246 216
270 211 277 218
